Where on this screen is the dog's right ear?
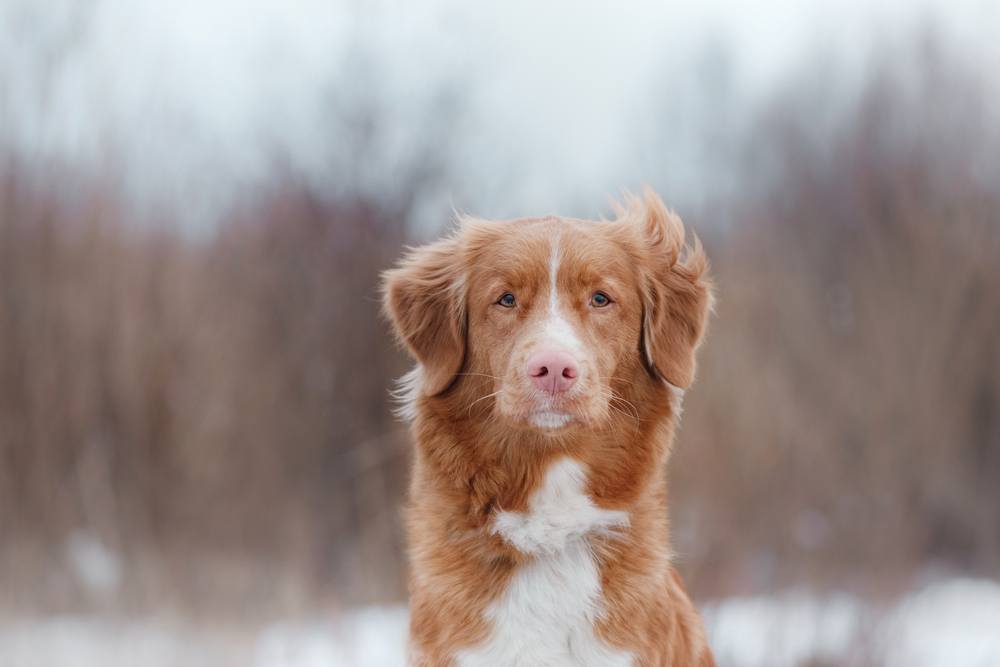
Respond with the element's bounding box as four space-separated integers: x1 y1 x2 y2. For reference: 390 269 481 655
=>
382 232 466 397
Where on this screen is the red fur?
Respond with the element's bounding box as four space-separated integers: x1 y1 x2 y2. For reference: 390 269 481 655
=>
383 188 715 666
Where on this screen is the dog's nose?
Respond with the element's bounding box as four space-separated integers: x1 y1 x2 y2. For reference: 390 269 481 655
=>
526 350 578 393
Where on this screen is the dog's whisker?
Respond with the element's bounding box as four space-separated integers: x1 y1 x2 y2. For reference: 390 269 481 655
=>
609 397 637 418
455 372 502 380
610 396 640 422
599 388 642 422
467 389 503 416
599 376 637 385
607 400 639 427
596 389 641 430
597 388 640 415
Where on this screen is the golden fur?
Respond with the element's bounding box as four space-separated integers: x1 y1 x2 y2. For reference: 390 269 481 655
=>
383 188 715 666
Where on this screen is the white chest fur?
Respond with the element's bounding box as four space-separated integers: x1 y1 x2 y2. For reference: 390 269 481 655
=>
455 458 634 667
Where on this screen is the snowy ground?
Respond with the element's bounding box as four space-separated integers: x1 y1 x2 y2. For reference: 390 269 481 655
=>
704 578 1000 667
2 578 998 667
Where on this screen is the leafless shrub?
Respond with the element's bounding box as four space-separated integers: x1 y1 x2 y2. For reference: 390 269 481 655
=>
0 169 414 613
0 33 997 622
672 36 1000 598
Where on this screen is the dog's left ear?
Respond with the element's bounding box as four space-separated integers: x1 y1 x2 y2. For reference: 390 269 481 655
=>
382 232 467 396
627 189 713 389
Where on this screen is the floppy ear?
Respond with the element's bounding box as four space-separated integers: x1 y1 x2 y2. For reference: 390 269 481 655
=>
382 232 467 396
626 189 713 388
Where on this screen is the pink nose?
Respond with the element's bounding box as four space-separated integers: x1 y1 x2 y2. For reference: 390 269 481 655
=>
526 350 579 393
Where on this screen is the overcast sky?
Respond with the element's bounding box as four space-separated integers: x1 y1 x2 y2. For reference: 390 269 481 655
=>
2 0 998 230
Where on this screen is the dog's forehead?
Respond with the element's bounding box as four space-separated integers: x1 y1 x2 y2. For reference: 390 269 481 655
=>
465 216 627 280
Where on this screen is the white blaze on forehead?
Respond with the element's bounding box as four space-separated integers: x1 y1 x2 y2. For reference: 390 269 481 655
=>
542 234 584 354
549 234 561 314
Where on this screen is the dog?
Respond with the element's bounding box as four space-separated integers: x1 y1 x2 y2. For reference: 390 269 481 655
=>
382 188 715 666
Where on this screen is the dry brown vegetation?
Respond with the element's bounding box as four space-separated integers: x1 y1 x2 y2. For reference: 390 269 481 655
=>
1 41 998 620
0 176 413 614
674 48 1000 598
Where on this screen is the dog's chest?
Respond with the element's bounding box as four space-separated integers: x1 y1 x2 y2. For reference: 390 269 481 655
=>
455 458 634 667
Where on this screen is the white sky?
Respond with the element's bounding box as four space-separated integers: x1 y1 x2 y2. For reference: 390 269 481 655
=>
2 0 998 230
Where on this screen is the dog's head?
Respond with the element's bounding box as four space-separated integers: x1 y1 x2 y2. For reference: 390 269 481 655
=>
383 189 712 434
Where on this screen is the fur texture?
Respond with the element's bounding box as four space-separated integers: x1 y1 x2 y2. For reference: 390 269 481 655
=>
382 188 715 666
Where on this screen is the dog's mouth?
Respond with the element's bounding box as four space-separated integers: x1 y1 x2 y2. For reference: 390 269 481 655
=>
497 377 603 432
518 390 585 430
529 410 574 430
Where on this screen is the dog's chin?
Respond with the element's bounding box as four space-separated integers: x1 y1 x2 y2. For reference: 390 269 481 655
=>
528 410 575 431
521 405 601 433
497 390 600 433
495 404 578 433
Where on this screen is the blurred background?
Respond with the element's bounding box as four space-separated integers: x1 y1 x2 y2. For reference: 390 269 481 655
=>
2 1 999 665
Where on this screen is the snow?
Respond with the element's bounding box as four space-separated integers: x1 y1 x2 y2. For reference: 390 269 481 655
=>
256 607 408 667
881 579 1000 667
703 578 1000 667
64 532 123 597
703 591 867 666
0 608 408 667
1 579 998 667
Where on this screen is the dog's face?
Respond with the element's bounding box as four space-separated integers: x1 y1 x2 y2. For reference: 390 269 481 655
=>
464 218 642 429
383 190 711 434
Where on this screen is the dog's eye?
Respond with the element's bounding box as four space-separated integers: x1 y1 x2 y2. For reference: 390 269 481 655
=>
497 292 517 308
590 291 612 308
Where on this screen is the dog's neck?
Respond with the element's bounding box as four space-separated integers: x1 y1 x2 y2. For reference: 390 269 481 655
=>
412 391 679 526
